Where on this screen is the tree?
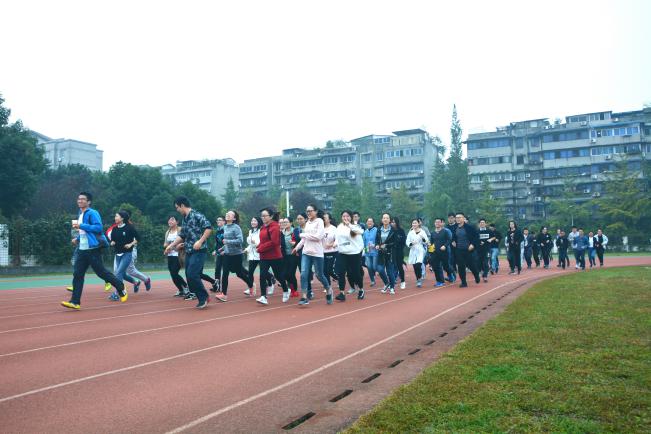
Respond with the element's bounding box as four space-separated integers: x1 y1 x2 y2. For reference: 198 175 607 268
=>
389 185 419 225
290 188 321 215
176 182 223 222
222 177 238 210
25 164 95 219
546 179 590 230
332 179 360 218
473 178 507 229
0 95 48 217
596 161 651 246
424 134 454 220
445 104 471 213
359 178 382 221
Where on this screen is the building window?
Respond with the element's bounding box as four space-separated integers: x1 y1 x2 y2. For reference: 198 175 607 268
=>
376 152 383 161
362 153 372 163
516 155 525 165
515 138 524 149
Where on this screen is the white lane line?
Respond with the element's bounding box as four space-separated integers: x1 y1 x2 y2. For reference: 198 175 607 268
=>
0 274 548 405
165 273 557 433
0 295 175 315
0 280 460 404
0 304 290 358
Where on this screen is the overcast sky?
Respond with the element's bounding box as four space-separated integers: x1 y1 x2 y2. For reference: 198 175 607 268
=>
2 0 650 169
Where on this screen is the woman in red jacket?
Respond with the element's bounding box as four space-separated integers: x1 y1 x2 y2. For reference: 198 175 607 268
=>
256 207 289 305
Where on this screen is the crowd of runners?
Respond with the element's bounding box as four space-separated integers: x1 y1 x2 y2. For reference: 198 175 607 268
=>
61 192 610 310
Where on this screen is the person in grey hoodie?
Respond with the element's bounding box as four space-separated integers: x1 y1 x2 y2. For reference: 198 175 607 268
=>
216 210 254 301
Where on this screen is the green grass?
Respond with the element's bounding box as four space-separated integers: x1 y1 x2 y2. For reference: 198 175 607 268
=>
345 267 651 433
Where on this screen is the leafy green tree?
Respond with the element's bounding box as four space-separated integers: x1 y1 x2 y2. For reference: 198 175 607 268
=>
290 188 321 216
359 178 382 221
546 179 590 230
25 164 95 219
0 95 48 217
596 161 651 245
424 134 453 220
446 104 471 213
222 177 238 210
332 179 360 218
473 178 507 229
176 182 223 221
389 185 419 225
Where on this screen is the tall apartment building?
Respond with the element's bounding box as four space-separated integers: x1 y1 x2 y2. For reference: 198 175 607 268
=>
163 158 239 199
238 129 436 210
466 107 651 221
31 131 104 171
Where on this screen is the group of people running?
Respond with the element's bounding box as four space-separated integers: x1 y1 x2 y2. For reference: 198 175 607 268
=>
61 192 609 310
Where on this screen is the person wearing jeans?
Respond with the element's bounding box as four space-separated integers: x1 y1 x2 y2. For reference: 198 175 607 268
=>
488 224 501 274
293 204 332 306
363 218 381 286
164 196 212 309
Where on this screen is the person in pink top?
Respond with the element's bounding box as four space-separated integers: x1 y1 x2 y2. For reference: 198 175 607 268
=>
291 204 333 306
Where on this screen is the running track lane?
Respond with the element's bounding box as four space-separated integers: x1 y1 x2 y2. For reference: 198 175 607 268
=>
0 257 648 433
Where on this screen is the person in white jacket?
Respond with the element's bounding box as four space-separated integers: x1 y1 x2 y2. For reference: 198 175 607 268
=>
292 204 333 306
244 217 265 297
406 219 430 287
334 209 365 302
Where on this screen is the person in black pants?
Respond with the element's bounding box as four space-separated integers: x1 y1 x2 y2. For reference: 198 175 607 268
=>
506 220 523 274
594 228 608 266
164 215 188 296
522 228 534 268
537 226 553 268
63 192 126 309
429 217 452 286
451 213 480 287
391 217 407 289
477 218 493 282
556 230 569 269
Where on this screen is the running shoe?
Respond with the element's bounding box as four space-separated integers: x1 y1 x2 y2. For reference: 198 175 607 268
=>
307 290 314 300
196 300 208 309
66 286 73 292
267 285 275 296
117 287 128 303
475 276 481 284
144 277 152 291
335 292 346 302
104 282 112 292
244 288 252 296
380 286 389 294
174 289 184 297
483 277 488 283
369 281 376 287
357 289 365 300
416 279 423 288
400 282 406 290
61 301 80 310
256 295 269 305
108 292 119 301
389 287 395 295
211 281 221 293
290 290 299 298
215 294 228 302
435 282 445 287
282 292 290 303
460 282 468 288
326 289 333 305
298 297 309 306
184 292 197 300
346 287 355 294
133 280 141 293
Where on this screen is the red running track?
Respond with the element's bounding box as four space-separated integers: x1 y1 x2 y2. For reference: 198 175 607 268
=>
0 257 648 433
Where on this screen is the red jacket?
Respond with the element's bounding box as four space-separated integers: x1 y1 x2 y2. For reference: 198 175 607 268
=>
257 220 283 260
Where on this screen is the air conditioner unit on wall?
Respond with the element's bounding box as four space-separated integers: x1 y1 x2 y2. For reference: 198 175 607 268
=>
532 179 540 185
590 138 597 143
605 155 612 160
581 121 588 126
593 192 601 197
535 196 542 202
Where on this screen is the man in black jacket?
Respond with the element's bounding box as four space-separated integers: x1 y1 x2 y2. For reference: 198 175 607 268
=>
537 226 553 269
522 228 534 269
556 230 570 269
477 218 493 282
451 213 480 287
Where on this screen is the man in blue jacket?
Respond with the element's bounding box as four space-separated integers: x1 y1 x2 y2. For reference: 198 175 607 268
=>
574 228 589 270
62 192 126 309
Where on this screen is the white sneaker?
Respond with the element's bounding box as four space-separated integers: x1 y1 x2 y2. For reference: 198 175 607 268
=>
243 288 251 296
282 292 290 303
256 295 268 305
400 281 406 290
389 287 396 295
267 285 274 295
346 287 356 294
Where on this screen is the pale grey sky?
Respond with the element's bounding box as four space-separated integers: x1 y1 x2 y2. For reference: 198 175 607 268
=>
2 0 650 169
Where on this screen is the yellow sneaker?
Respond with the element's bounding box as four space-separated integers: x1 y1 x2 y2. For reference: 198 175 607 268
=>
61 301 80 309
66 286 73 292
104 282 112 292
119 290 128 303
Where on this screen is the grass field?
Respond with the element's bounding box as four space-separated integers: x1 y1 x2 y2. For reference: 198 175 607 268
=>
346 266 651 433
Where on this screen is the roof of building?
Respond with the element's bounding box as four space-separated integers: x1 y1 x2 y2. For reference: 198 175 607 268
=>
392 128 427 136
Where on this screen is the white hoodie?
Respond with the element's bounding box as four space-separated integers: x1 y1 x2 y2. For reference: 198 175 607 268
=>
335 223 364 255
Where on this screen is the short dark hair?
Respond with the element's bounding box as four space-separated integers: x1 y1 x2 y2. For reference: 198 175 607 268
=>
352 211 360 216
341 209 353 221
448 212 456 218
174 196 191 208
479 218 486 223
571 225 577 229
435 217 444 223
79 191 93 202
286 216 294 223
455 212 466 218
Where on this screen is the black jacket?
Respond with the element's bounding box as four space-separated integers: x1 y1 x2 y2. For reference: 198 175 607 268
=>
556 236 569 250
375 226 400 265
536 232 553 250
452 223 480 250
477 227 494 253
523 233 534 250
507 228 523 249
